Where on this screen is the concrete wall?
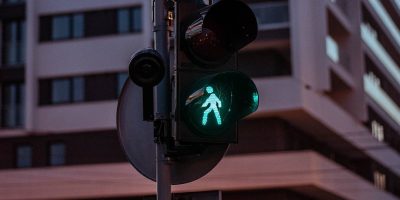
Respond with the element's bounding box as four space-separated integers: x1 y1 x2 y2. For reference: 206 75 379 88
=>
25 0 152 133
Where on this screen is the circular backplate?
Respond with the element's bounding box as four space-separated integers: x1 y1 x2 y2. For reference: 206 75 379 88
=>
117 80 228 185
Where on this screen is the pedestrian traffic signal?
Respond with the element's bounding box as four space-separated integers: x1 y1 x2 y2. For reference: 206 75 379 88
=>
175 0 258 144
182 72 258 139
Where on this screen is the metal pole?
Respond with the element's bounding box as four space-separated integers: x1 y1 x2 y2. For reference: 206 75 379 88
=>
154 0 170 120
154 0 171 199
156 143 171 200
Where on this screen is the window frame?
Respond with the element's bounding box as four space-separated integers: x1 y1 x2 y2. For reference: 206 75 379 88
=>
47 76 85 105
51 78 72 104
1 82 24 128
51 13 85 41
39 72 129 106
48 142 66 166
39 5 142 42
130 7 143 33
15 144 32 168
1 19 26 67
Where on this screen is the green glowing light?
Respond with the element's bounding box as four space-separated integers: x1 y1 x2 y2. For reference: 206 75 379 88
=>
253 92 259 104
201 86 222 126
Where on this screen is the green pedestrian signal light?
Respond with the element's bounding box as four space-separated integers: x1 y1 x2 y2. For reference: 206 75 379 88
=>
201 86 222 126
253 93 258 103
182 72 258 138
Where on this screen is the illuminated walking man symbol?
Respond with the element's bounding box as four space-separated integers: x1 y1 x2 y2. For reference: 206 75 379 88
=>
202 86 222 126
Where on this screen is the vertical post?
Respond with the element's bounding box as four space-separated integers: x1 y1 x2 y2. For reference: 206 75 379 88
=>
154 0 171 199
156 143 171 200
154 0 170 120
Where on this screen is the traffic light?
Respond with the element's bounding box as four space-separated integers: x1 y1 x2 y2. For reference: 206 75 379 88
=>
175 0 258 144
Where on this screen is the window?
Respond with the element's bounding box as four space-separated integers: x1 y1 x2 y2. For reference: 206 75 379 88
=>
72 77 84 102
51 14 84 40
52 15 70 40
1 19 25 67
117 7 142 33
72 14 84 38
39 73 125 105
16 145 32 168
365 71 381 87
251 2 289 30
117 9 130 33
374 170 386 190
326 36 339 63
131 7 142 32
40 6 142 42
39 77 84 105
49 143 66 166
1 82 24 128
51 77 84 104
361 23 378 39
117 72 128 95
52 78 71 103
371 120 384 142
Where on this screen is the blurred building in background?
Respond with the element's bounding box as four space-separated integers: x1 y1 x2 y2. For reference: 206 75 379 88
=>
1 0 400 199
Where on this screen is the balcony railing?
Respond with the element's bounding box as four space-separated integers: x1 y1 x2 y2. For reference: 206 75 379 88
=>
364 74 400 126
367 0 400 48
361 23 400 87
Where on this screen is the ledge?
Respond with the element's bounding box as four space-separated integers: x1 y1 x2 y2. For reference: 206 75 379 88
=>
0 151 396 200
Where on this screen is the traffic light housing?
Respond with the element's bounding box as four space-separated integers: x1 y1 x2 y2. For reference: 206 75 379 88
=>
183 0 257 66
175 0 258 144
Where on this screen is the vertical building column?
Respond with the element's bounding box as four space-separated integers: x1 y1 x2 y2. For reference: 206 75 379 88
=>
289 0 329 91
25 1 37 131
341 0 367 121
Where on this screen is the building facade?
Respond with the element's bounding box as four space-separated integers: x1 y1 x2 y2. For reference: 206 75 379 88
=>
0 0 400 199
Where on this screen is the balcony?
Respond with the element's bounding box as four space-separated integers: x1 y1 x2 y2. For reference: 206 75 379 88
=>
364 74 400 126
361 23 400 87
367 0 400 49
